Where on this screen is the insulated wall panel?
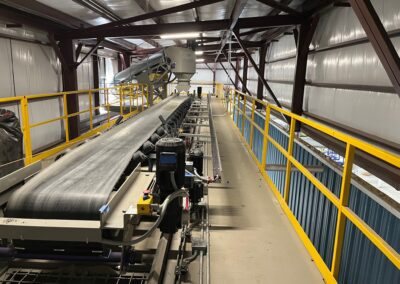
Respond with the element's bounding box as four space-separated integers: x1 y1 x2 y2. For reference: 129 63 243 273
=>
265 58 296 82
77 54 94 121
312 0 400 50
0 38 19 121
215 62 236 86
11 40 63 151
268 35 297 62
306 39 399 87
303 86 400 145
191 67 213 83
0 38 14 100
268 82 293 107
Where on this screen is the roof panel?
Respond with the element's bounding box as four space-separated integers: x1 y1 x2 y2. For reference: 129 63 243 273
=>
148 0 195 23
241 0 274 18
124 38 155 49
153 39 176 47
95 0 155 25
36 0 110 25
198 0 235 21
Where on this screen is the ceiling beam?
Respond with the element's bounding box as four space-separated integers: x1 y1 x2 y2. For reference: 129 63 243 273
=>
197 43 240 51
0 0 86 29
0 3 67 32
215 0 249 62
256 0 301 16
233 29 284 110
75 38 104 68
0 1 135 53
240 27 272 37
72 0 155 49
71 0 224 34
60 16 302 39
252 0 293 41
134 0 173 46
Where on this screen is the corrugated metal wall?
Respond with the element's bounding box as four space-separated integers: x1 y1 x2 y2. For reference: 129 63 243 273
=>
232 100 400 283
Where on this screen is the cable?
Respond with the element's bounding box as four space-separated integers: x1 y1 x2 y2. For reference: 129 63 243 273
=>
182 250 199 265
193 168 219 184
170 171 179 191
102 188 188 246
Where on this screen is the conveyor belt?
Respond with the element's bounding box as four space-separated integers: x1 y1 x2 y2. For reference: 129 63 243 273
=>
5 95 191 220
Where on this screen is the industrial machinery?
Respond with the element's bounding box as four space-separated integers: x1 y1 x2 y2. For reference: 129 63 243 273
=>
0 89 221 283
114 47 196 104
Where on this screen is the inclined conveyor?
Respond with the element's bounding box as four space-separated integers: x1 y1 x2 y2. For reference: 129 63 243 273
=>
5 95 191 220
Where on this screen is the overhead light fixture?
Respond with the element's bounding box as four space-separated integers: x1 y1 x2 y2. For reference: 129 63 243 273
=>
196 58 205 63
160 32 199 39
195 51 204 55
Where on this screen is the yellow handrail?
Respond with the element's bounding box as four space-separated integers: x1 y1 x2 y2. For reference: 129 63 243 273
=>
0 83 149 165
225 88 400 284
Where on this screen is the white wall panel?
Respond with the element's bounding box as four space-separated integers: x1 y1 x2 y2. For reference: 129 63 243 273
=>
191 68 213 83
267 82 293 107
267 35 297 61
105 57 118 86
77 54 94 121
304 86 400 144
0 38 19 118
265 58 296 82
307 37 400 87
0 21 49 43
11 40 62 151
0 38 14 98
313 1 400 50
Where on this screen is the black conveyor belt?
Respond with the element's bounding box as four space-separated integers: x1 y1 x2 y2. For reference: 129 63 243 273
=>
5 96 190 220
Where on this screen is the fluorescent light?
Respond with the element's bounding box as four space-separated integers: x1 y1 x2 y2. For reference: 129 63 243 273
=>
160 32 199 39
195 51 204 55
196 58 204 63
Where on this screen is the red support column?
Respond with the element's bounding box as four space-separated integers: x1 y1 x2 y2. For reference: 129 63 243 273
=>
59 38 79 139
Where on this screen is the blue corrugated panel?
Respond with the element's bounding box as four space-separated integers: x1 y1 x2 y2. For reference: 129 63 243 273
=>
339 186 400 284
230 107 399 283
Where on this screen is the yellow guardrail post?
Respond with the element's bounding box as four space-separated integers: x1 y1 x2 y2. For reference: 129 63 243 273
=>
135 85 139 111
231 90 235 117
21 96 33 165
106 88 110 123
141 85 144 112
63 93 70 143
88 91 93 130
249 99 256 150
235 92 239 122
129 85 133 114
229 89 233 115
119 86 123 115
331 143 355 278
242 96 246 136
146 84 150 107
261 105 271 172
283 118 296 202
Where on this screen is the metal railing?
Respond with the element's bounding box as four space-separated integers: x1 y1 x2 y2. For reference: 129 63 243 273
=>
224 89 400 284
0 83 149 166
